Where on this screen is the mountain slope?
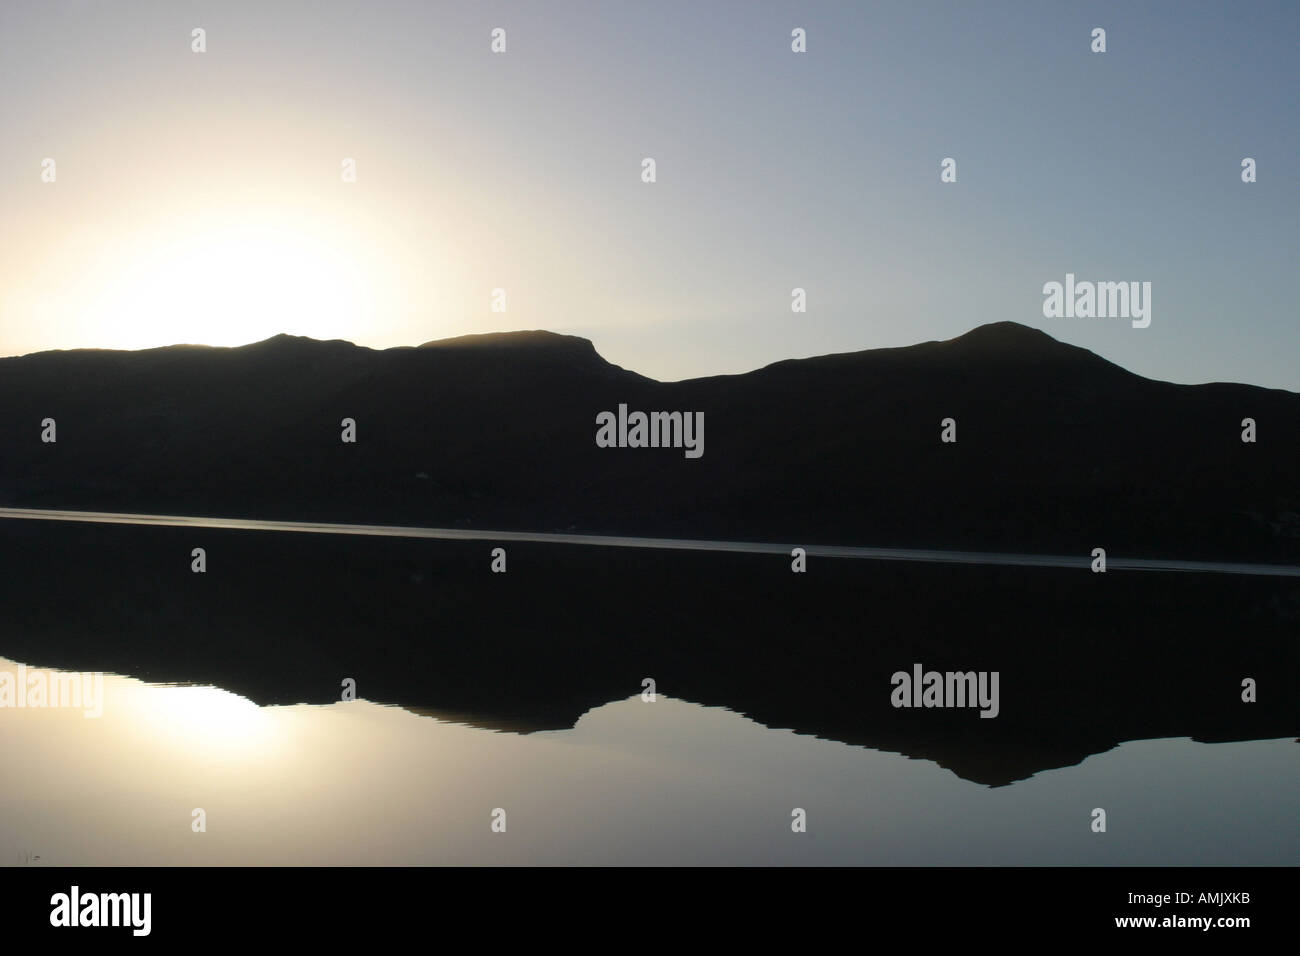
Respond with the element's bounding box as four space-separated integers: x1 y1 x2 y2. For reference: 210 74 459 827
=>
1 322 1296 561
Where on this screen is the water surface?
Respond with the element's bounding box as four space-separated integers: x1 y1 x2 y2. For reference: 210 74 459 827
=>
3 657 1296 866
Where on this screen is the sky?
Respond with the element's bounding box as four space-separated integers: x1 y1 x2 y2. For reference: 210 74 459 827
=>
0 0 1296 387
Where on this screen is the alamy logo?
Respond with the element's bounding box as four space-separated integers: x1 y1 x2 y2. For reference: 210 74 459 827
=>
890 663 1000 718
0 664 103 717
595 404 704 459
1042 273 1151 328
50 886 151 936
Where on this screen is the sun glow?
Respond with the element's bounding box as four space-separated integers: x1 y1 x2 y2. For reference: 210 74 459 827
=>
133 683 282 756
88 218 379 350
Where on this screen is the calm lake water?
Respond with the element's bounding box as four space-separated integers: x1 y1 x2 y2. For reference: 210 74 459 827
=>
1 656 1296 866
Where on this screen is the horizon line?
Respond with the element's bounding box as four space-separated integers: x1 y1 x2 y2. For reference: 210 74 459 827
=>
3 321 1295 394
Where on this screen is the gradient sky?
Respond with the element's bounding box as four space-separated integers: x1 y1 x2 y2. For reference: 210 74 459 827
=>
1 0 1296 387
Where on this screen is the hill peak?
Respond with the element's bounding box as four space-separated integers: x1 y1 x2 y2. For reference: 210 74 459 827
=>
415 329 630 377
241 332 361 351
417 329 596 352
931 321 1121 370
944 322 1061 351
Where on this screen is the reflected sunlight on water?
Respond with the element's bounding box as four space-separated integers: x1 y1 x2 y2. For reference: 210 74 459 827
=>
1 657 1297 866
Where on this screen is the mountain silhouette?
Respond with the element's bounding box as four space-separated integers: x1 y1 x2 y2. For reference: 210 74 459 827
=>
1 321 1295 561
1 322 1297 785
